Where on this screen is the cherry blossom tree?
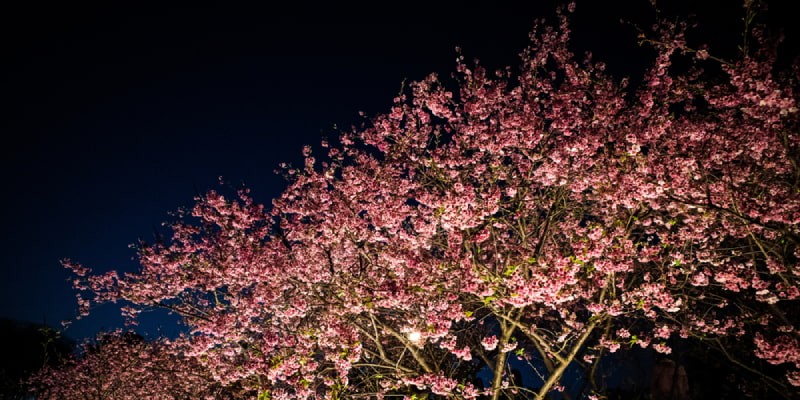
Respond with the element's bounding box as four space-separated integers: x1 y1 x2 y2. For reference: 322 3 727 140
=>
30 331 230 399
45 2 798 399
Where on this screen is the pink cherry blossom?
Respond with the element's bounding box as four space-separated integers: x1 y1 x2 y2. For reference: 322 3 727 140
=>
39 3 800 399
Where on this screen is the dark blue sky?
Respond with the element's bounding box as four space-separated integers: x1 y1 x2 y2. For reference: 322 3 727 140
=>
1 2 792 342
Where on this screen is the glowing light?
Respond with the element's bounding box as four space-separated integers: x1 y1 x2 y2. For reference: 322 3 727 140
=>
408 331 422 343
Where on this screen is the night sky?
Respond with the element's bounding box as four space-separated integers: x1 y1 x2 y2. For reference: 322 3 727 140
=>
1 2 795 342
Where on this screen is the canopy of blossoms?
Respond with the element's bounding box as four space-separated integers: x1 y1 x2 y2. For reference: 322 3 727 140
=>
42 3 798 399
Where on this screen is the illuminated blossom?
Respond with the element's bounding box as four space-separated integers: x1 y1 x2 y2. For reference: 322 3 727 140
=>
45 3 800 398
